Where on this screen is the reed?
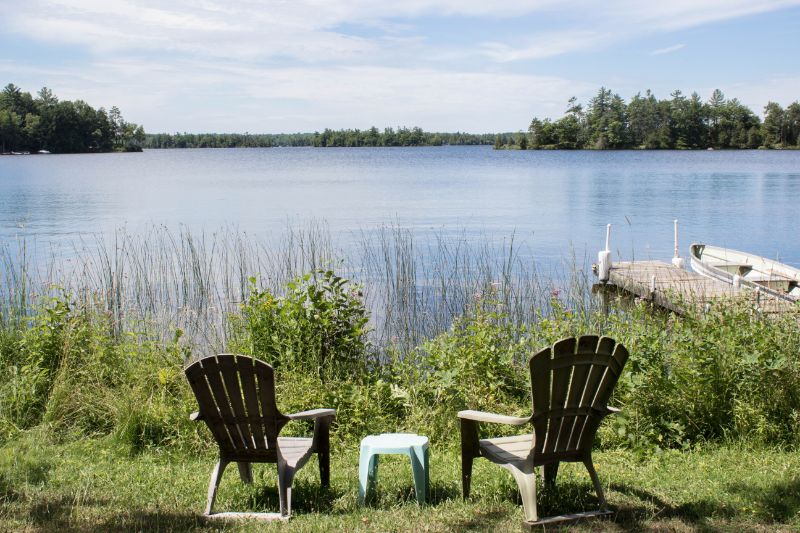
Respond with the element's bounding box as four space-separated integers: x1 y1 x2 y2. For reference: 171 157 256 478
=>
0 223 591 353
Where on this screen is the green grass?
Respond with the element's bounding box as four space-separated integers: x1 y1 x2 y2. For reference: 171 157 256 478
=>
2 433 799 532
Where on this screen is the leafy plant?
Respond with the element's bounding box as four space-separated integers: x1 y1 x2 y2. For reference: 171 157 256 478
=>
240 268 370 381
402 301 530 441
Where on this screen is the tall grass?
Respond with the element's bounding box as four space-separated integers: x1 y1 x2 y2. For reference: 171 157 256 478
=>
1 223 583 354
4 222 797 452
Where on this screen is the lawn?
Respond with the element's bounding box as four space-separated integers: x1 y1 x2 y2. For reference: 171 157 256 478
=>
2 433 799 532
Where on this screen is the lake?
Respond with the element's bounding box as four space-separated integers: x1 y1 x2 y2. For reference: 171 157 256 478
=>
2 146 800 271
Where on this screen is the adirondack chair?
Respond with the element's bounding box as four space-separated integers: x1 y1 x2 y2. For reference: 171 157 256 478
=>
185 354 336 519
458 335 628 526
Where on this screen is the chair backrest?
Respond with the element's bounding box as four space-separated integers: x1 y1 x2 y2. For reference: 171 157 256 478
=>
185 354 286 457
529 336 628 458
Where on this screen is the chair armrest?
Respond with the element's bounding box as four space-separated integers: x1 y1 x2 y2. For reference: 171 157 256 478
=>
189 411 203 421
286 408 336 421
457 410 531 426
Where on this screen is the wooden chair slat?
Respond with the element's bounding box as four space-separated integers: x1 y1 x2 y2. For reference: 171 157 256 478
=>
596 336 616 356
254 362 281 443
237 356 269 451
530 346 552 455
202 356 248 452
576 335 600 354
562 336 597 451
546 338 575 453
185 364 236 452
218 355 255 451
591 344 629 410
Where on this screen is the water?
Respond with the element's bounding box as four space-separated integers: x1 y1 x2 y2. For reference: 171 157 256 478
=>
2 146 800 268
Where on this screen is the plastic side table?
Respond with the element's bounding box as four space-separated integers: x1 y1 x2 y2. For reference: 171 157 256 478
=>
358 433 429 505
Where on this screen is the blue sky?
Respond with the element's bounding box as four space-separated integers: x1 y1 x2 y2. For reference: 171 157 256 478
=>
1 0 798 133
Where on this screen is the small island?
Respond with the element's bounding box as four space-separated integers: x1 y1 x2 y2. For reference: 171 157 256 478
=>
0 83 144 154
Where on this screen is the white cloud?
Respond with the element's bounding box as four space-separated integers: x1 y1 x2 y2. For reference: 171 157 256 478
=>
474 0 800 63
0 57 595 131
11 0 798 64
480 31 607 62
650 43 686 56
2 0 799 130
608 0 800 31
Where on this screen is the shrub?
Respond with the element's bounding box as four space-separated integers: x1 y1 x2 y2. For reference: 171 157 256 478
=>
273 370 410 442
238 268 371 381
400 302 530 442
0 291 75 441
601 299 800 448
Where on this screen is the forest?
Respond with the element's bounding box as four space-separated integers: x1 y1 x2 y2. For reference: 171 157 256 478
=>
524 88 800 150
0 83 144 154
144 127 497 148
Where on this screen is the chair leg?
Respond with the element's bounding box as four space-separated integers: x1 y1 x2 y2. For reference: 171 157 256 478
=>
318 450 330 487
277 460 297 517
459 418 480 500
205 459 229 515
544 461 559 488
507 465 538 523
461 453 474 499
583 455 607 510
313 415 332 487
237 462 253 484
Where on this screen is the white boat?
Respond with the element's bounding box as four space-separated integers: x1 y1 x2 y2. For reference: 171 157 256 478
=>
690 243 800 301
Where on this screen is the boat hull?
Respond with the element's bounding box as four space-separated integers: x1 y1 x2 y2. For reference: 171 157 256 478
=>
690 243 800 302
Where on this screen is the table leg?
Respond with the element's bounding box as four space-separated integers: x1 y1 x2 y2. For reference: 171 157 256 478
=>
359 449 379 505
410 444 428 505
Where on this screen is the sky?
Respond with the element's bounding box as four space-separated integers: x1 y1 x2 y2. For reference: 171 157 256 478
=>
1 0 799 133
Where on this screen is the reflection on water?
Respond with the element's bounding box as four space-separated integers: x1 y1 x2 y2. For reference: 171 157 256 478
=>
2 146 800 269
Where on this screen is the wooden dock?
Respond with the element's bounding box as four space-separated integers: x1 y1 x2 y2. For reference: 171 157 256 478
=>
594 261 799 315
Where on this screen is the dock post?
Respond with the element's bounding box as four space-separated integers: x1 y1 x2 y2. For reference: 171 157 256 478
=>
597 224 612 282
600 285 610 316
671 219 685 269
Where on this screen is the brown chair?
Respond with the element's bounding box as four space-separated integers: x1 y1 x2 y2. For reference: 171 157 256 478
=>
185 353 335 519
458 335 628 526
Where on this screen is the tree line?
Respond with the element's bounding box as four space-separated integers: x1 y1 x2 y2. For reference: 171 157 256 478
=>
144 127 498 148
0 84 144 154
523 88 800 150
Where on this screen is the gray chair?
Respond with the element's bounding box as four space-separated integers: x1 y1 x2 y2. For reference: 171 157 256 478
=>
458 335 628 526
185 353 335 519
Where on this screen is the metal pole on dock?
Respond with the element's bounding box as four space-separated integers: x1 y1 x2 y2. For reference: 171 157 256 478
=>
672 219 685 269
597 224 612 315
598 224 612 282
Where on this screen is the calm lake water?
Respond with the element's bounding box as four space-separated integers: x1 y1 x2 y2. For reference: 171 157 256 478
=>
2 146 800 270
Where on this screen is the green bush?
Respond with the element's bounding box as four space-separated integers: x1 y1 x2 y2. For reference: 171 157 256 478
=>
398 302 530 442
238 269 370 381
0 291 76 440
0 291 203 452
600 299 800 449
271 370 410 442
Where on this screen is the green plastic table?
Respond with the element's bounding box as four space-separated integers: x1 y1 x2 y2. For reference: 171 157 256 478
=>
358 433 429 505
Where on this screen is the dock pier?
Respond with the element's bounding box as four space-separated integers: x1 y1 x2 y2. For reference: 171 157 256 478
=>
594 260 797 316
